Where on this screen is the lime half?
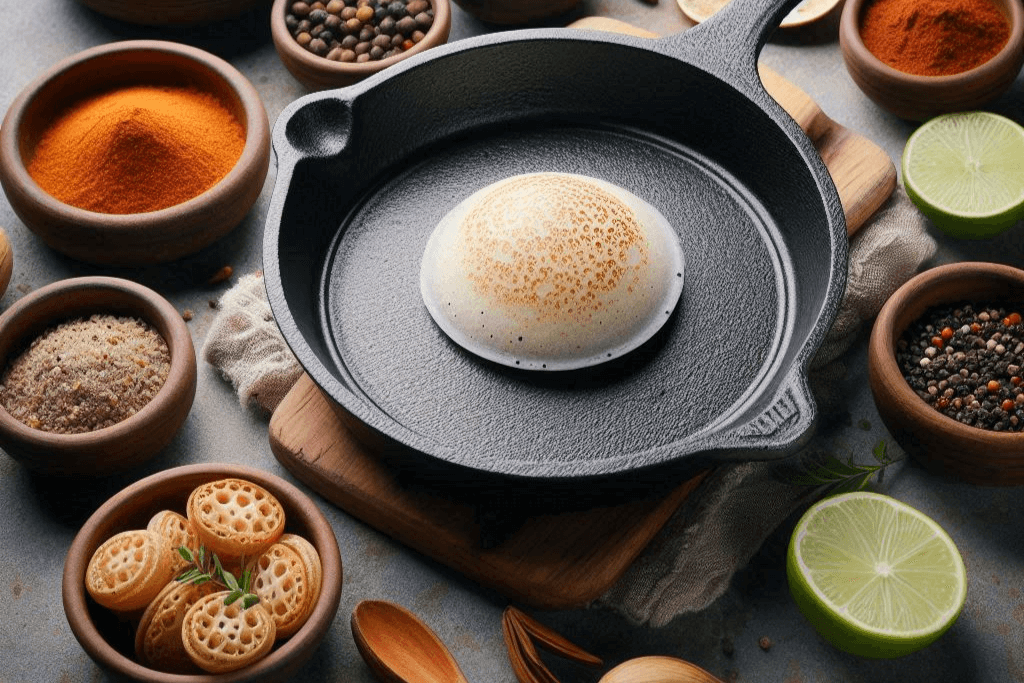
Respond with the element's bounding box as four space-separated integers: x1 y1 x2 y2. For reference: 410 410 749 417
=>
787 491 967 659
902 111 1024 238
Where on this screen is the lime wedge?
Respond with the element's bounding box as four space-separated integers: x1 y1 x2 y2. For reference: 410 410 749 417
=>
902 111 1024 239
787 491 967 659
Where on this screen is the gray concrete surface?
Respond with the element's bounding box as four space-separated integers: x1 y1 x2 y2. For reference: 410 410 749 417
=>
1 0 1022 681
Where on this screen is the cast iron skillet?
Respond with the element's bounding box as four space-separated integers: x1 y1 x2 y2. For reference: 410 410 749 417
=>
264 0 848 486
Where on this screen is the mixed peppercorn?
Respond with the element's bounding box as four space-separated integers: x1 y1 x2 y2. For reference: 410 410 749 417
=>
285 0 435 63
897 302 1024 432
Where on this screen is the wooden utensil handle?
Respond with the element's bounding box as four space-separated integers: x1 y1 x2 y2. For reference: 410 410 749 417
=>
569 16 897 236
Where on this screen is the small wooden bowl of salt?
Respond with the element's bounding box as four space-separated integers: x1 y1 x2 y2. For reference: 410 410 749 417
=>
0 276 197 476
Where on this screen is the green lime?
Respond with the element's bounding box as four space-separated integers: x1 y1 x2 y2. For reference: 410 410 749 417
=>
902 111 1024 239
787 491 967 659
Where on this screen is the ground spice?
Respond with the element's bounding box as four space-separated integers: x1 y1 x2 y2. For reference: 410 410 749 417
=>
0 314 171 433
896 302 1024 431
860 0 1010 76
28 85 245 214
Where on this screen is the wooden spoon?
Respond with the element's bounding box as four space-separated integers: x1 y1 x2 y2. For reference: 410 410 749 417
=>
351 600 470 683
0 227 12 300
598 656 725 683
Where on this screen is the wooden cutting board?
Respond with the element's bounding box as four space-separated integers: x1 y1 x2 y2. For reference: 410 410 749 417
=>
268 19 896 610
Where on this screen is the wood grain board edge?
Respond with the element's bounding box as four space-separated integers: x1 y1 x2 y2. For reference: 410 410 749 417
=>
568 16 897 235
269 373 710 609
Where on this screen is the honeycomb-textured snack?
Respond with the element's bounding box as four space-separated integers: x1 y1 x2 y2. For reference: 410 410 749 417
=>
146 510 199 575
135 579 217 673
181 591 276 673
186 478 285 561
278 533 323 632
85 529 174 612
252 542 312 639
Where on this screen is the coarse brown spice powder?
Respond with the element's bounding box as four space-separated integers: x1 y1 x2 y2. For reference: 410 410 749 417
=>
0 314 171 433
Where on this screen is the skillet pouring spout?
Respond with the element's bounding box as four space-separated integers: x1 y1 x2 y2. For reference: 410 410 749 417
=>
264 0 848 483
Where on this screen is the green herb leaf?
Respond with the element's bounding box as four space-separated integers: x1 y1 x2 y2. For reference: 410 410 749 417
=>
178 546 194 563
224 590 244 606
243 594 260 610
783 440 901 494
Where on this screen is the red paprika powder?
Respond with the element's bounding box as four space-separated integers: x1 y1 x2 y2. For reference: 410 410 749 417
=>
859 0 1010 76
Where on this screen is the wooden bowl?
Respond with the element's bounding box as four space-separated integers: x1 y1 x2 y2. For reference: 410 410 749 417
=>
868 262 1024 485
0 276 197 476
72 0 269 24
0 40 270 266
62 463 344 682
271 0 452 91
451 0 580 24
839 0 1024 121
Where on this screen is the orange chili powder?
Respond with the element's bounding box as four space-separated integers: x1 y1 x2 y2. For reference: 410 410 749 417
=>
28 85 245 214
859 0 1010 76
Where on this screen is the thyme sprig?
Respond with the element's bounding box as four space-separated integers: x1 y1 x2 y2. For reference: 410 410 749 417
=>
176 546 259 609
786 440 902 495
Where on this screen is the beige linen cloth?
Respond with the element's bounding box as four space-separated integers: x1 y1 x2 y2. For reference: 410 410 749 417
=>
203 187 936 626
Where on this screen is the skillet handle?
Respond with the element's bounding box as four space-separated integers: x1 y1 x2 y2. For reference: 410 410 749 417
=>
659 0 808 92
728 367 817 456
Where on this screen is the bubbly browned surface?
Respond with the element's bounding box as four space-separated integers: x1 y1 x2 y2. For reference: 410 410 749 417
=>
146 510 199 575
84 529 174 612
0 314 170 433
134 579 216 674
253 542 312 639
181 592 276 673
187 478 286 559
459 173 649 325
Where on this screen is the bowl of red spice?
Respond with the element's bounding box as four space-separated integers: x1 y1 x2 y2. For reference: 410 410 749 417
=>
0 40 271 266
839 0 1024 120
0 276 197 476
868 261 1024 485
271 0 452 91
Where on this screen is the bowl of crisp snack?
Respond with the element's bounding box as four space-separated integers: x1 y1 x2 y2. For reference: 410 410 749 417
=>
0 40 270 265
62 464 343 682
271 0 452 90
868 261 1024 485
839 0 1024 120
0 276 197 477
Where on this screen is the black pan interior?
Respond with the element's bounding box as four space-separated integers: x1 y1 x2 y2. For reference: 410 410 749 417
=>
271 35 839 481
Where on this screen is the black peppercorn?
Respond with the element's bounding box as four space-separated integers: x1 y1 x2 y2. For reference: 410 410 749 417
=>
308 37 329 55
288 0 432 64
395 15 416 34
414 11 433 29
